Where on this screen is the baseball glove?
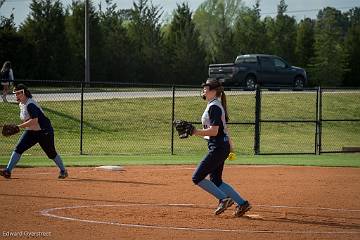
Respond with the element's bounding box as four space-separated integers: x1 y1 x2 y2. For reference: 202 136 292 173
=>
173 120 195 139
2 124 20 137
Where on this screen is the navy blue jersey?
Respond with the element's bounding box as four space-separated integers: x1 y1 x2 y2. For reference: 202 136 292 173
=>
19 98 53 132
201 98 228 144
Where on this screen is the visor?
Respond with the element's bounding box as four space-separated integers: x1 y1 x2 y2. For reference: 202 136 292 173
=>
13 89 25 94
201 81 221 90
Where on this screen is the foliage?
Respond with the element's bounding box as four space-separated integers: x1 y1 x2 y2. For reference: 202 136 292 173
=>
98 0 135 82
308 7 349 86
265 0 297 63
19 0 70 80
0 11 21 73
165 3 207 84
127 0 166 83
295 18 315 68
343 7 360 86
0 1 359 86
234 0 268 54
193 0 243 62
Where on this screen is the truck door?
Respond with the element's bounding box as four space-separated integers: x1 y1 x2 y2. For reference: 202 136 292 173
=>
258 56 276 85
273 58 294 86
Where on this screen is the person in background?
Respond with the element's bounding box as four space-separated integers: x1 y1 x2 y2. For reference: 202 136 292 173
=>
1 61 14 102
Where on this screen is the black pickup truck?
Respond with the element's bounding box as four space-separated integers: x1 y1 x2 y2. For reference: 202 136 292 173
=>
208 54 307 90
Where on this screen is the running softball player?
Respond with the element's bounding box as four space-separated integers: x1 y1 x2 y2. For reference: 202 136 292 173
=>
192 78 251 217
0 84 68 179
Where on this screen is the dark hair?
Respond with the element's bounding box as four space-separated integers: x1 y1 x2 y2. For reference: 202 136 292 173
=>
1 61 11 72
201 78 229 122
14 84 32 98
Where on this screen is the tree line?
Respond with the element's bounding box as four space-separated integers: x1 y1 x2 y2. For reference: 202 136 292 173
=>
0 0 359 86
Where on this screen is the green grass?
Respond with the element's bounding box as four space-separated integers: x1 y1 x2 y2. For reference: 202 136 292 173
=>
0 153 359 168
0 91 359 156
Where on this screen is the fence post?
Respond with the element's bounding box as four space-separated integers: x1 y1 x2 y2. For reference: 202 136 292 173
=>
318 87 323 155
80 82 84 155
315 86 320 155
171 85 175 155
254 86 261 155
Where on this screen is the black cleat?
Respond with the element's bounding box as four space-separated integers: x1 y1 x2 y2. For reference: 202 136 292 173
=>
214 198 234 215
234 201 252 217
0 169 11 179
58 170 68 179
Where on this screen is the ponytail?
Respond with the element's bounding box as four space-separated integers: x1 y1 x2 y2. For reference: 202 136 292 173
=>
221 91 229 123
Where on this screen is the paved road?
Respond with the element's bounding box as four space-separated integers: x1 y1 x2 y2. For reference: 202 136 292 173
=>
2 89 358 102
3 91 201 102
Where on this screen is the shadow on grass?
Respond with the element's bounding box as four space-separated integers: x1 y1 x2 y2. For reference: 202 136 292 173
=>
42 106 104 131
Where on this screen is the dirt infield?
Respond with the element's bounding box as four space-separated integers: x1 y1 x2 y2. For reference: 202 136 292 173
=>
0 165 359 240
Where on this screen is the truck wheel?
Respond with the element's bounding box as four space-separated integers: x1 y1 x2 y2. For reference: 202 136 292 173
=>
245 77 256 90
294 77 304 90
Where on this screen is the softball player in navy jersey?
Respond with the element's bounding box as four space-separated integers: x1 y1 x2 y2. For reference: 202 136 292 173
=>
0 84 68 179
192 78 251 217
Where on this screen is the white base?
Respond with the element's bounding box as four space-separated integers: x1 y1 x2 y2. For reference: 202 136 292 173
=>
95 165 125 171
244 214 264 220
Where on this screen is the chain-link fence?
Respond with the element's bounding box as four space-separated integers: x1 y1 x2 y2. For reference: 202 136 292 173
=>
319 88 360 153
0 81 359 156
258 88 319 154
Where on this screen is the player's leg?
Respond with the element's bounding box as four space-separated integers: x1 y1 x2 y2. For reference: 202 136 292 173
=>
210 157 247 206
208 147 237 215
210 143 251 217
1 131 38 178
192 147 235 215
38 131 67 179
192 151 227 200
218 182 247 206
218 180 251 217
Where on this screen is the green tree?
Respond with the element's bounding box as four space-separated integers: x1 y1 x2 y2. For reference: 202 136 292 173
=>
309 7 348 86
193 0 243 62
343 7 360 86
265 0 297 63
20 0 70 80
65 0 103 82
295 18 315 68
165 2 207 85
98 0 134 82
234 0 268 54
213 3 236 62
127 0 166 83
64 1 85 82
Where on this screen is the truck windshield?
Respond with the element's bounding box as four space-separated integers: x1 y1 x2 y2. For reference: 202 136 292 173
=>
235 56 258 64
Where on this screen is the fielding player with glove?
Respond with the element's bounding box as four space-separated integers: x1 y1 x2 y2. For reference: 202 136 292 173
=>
0 84 68 179
179 78 251 217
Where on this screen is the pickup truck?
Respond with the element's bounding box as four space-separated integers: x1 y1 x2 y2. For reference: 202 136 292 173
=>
208 54 307 90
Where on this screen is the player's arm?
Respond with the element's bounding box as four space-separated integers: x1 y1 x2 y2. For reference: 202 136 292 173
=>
193 126 219 137
18 118 38 129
